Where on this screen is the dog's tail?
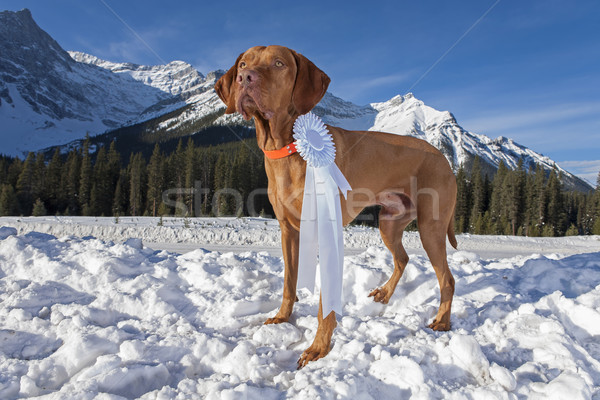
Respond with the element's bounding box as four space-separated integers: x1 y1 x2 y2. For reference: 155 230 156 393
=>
447 212 458 250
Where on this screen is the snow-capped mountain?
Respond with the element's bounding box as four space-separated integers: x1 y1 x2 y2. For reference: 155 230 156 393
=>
0 9 215 155
68 51 210 102
0 9 591 191
314 93 577 186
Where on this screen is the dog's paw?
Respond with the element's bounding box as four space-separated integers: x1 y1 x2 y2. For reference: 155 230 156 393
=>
264 316 288 325
428 319 451 331
368 287 391 304
297 345 329 369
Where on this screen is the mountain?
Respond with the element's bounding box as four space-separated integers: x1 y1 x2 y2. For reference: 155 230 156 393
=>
313 93 588 190
0 9 592 191
0 9 222 155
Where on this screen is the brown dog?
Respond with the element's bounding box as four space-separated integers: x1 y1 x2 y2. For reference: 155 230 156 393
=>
215 45 457 368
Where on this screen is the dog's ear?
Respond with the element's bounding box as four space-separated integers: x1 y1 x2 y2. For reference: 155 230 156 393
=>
215 53 244 114
291 50 330 115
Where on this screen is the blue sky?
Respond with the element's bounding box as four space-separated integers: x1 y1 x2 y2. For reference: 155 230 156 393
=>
3 0 600 184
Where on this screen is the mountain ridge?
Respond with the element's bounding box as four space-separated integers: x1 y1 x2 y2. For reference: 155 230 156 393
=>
0 9 592 191
314 92 586 189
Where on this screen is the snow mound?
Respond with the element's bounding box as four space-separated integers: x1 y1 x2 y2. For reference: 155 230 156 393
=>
0 226 17 240
1 226 599 398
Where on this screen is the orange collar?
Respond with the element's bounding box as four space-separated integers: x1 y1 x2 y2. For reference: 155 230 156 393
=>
262 142 297 159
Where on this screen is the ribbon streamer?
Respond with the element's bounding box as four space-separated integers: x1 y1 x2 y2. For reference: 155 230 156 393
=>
293 113 351 317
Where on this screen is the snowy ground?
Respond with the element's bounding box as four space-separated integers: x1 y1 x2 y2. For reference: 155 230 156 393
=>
2 216 599 259
0 217 599 399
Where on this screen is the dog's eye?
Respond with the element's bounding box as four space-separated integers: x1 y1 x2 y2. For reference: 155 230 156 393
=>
275 60 284 67
239 62 247 69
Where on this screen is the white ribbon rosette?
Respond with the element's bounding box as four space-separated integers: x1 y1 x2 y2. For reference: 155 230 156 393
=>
293 112 351 317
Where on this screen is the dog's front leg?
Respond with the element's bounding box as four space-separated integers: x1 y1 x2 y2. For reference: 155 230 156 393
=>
298 295 337 368
265 220 299 324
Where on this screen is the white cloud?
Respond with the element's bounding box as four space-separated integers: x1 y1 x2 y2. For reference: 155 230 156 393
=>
462 102 600 134
332 71 414 104
456 101 600 156
558 160 600 186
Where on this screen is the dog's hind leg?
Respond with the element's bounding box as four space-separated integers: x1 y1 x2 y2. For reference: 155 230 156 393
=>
418 218 455 331
368 207 414 304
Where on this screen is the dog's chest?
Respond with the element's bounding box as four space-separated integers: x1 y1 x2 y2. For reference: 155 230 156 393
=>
265 158 306 225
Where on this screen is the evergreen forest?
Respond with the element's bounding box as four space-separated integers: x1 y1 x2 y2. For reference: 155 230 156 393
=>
1 136 600 237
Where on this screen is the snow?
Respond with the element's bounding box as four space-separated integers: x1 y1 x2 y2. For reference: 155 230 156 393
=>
359 94 574 180
316 92 588 190
1 14 587 189
0 217 599 399
4 40 588 190
0 83 107 155
68 52 206 98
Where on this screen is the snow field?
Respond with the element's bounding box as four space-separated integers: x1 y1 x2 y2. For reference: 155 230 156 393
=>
0 220 599 399
2 216 599 258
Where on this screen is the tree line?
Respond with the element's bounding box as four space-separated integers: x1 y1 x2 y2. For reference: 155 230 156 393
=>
0 137 271 220
453 157 600 236
1 137 599 236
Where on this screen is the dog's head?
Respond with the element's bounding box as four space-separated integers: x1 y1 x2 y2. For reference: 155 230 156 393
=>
215 45 330 122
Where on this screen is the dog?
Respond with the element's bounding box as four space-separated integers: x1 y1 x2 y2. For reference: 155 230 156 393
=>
215 45 457 368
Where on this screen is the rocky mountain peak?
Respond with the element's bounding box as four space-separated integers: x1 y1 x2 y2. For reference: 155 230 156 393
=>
0 9 72 70
0 9 592 191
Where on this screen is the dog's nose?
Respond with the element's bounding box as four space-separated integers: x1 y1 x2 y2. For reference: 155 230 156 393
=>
237 70 258 87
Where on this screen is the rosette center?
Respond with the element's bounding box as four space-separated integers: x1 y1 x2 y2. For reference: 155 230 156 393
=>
305 128 325 151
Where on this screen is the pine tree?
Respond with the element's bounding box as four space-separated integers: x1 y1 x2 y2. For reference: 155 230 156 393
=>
184 138 197 216
563 191 581 234
146 144 165 216
592 170 600 234
6 157 23 189
128 152 146 216
79 136 93 214
16 152 36 215
196 147 215 216
469 157 486 233
232 145 252 216
63 149 82 215
0 184 19 216
92 146 114 216
523 165 535 235
576 193 592 234
33 152 46 203
454 165 469 233
32 198 47 216
107 141 121 187
526 164 546 236
46 148 64 214
88 183 99 216
169 140 186 216
0 157 7 187
545 167 565 236
112 170 128 216
565 223 579 236
213 152 233 216
489 161 508 234
506 159 526 235
593 210 600 235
